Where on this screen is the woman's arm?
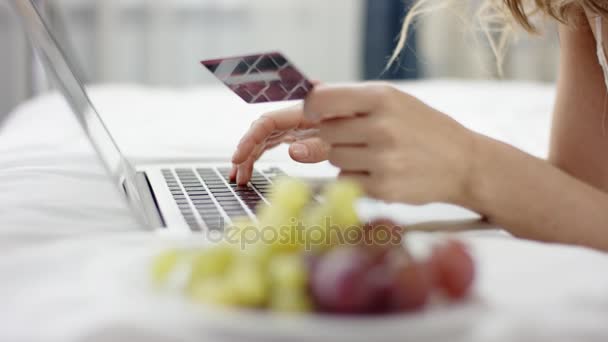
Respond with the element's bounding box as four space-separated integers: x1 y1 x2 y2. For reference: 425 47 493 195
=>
230 16 608 251
299 20 608 249
550 19 608 192
465 21 608 250
468 133 608 250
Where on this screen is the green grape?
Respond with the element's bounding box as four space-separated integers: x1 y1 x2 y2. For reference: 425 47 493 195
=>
302 206 333 250
188 244 235 291
300 181 364 251
227 259 269 307
237 239 272 268
190 277 238 307
274 223 308 253
256 206 307 253
258 177 311 230
151 249 180 285
269 254 308 290
270 288 314 313
322 180 363 229
257 204 286 228
266 177 312 214
323 180 364 205
253 178 313 253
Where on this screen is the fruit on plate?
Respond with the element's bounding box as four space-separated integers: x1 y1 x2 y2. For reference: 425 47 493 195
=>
191 277 239 307
430 240 475 299
151 177 476 314
390 258 433 311
321 180 363 229
269 254 308 290
151 249 181 284
303 180 364 250
226 258 269 307
310 246 388 314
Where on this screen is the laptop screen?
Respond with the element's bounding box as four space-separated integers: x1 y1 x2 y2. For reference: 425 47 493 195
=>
10 0 128 185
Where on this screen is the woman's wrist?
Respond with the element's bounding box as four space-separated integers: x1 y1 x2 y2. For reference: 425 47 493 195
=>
458 132 544 219
456 131 496 215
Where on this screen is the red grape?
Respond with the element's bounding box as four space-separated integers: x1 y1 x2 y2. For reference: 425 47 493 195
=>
309 247 389 314
364 220 405 249
389 259 433 312
431 240 475 299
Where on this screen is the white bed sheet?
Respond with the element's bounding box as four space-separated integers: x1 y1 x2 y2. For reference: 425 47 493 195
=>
1 80 607 342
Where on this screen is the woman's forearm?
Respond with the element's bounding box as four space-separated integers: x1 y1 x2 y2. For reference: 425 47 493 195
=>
464 133 608 250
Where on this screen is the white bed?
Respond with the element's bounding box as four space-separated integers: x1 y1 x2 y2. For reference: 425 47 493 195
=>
1 80 607 342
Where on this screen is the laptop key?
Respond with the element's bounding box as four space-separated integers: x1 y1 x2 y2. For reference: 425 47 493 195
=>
188 194 211 199
203 220 225 230
193 199 215 204
192 200 215 206
196 207 218 213
186 190 208 195
206 184 228 189
239 191 261 196
188 223 202 232
207 189 234 194
198 204 221 210
181 181 202 185
203 216 224 224
192 197 214 202
186 187 207 192
221 206 246 212
218 198 241 204
212 194 239 199
226 213 248 219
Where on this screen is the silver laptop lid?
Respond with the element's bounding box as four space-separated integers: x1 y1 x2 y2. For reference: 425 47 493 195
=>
10 0 146 225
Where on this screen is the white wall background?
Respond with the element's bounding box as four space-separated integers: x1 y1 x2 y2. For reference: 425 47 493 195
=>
0 0 560 122
47 0 366 86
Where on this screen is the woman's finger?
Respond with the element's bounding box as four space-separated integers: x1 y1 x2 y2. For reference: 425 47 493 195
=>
234 139 283 185
236 139 269 185
319 115 373 145
237 155 256 186
329 146 372 171
304 83 388 122
229 164 238 182
232 105 308 164
288 137 330 163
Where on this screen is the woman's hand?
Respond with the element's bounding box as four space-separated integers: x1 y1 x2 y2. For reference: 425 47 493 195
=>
230 104 330 185
305 83 477 206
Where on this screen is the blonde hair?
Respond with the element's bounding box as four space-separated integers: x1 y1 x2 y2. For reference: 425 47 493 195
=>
389 0 608 69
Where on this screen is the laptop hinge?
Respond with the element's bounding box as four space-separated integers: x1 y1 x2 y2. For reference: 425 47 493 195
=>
133 172 166 228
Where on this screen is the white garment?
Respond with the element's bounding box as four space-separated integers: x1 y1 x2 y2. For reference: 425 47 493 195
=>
595 17 608 89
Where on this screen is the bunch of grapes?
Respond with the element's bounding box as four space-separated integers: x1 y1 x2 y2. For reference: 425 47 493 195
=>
151 178 475 315
308 238 475 314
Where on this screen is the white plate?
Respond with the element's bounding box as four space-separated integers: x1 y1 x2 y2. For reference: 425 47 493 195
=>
183 299 485 342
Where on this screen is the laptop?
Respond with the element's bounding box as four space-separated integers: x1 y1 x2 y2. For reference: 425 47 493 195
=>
10 0 303 232
11 0 485 234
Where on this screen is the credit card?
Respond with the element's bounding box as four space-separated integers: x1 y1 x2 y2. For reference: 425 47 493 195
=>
201 52 313 104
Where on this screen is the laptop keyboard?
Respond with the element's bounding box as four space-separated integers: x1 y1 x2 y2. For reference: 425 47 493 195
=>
162 167 284 231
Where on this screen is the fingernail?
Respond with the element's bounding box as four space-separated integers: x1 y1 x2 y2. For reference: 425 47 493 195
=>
291 143 310 159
